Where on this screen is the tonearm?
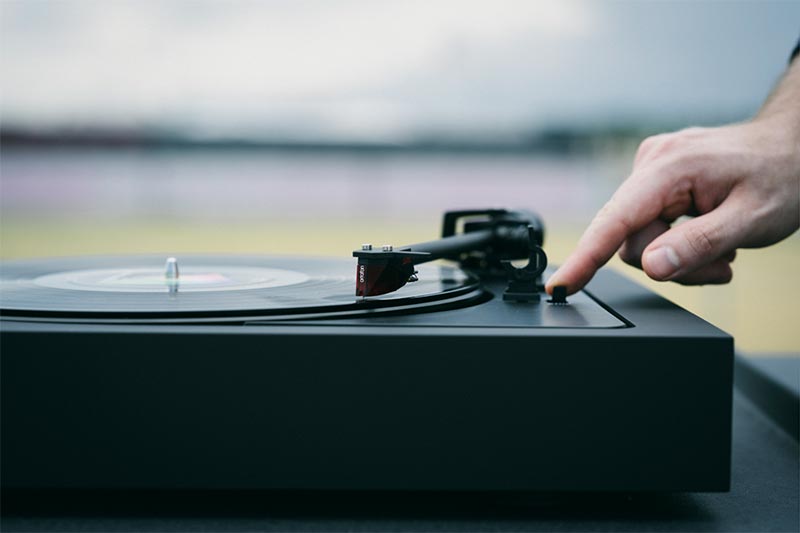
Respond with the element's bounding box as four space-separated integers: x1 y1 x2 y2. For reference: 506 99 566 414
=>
353 209 548 300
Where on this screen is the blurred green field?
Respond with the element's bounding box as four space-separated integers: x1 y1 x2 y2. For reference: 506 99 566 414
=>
2 216 798 355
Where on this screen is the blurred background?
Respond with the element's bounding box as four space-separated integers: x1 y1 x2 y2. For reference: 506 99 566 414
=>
1 0 798 354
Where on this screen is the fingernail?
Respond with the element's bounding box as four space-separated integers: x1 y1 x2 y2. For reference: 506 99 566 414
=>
644 246 680 279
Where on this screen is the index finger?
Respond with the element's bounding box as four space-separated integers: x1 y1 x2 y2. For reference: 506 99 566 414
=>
545 169 669 295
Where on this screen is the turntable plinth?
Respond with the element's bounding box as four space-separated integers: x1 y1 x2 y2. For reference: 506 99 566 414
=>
1 258 732 492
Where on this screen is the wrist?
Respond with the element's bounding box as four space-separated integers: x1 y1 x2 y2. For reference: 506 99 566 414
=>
753 61 800 148
748 113 800 159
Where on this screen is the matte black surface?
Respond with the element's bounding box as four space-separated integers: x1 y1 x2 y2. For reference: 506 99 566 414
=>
1 391 794 533
1 268 732 493
256 277 627 328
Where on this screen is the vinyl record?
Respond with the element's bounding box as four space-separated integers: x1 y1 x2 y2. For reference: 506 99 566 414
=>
0 255 483 322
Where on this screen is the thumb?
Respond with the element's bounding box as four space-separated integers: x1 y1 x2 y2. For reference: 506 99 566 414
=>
641 203 744 281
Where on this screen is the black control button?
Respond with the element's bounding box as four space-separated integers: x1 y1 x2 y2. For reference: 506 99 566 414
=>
549 286 568 305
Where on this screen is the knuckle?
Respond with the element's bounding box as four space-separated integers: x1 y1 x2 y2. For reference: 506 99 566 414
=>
669 146 707 173
657 133 684 154
636 137 656 158
637 128 707 166
719 268 733 284
682 224 716 256
636 134 668 162
592 197 639 239
591 200 618 229
587 249 609 271
679 126 705 137
594 200 615 221
654 131 698 161
616 210 637 234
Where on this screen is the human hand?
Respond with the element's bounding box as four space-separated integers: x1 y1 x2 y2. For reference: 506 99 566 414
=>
545 118 800 295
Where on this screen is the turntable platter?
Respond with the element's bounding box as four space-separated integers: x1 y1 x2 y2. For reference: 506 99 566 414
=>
0 255 483 322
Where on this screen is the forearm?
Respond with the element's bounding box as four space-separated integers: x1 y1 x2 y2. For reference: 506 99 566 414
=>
755 56 800 147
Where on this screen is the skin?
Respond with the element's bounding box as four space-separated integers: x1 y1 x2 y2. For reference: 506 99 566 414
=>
546 57 800 295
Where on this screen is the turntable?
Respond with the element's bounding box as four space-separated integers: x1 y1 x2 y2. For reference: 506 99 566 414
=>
0 209 732 492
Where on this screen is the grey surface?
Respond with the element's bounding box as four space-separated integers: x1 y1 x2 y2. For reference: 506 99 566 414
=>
2 390 796 533
749 356 800 397
736 355 800 442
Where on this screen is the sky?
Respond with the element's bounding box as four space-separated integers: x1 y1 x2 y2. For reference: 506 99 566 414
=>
1 0 798 142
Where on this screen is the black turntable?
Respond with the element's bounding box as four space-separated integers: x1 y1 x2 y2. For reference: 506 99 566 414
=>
0 209 732 492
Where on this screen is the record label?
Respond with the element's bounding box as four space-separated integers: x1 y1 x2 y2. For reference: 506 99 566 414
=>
33 266 309 293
